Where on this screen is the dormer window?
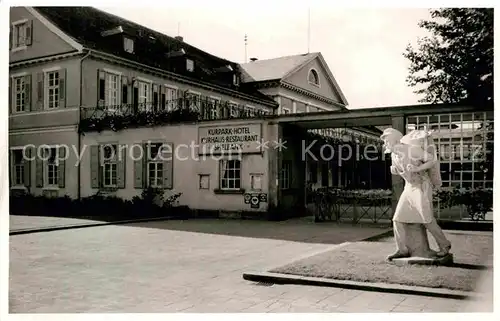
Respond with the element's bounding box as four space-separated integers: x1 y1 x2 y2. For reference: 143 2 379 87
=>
233 74 240 86
186 59 194 72
308 69 320 87
124 36 134 54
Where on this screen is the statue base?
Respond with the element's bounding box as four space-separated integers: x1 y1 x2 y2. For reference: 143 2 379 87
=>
390 253 453 266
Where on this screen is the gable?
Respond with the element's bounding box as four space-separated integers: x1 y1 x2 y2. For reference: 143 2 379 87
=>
282 56 344 105
10 7 80 63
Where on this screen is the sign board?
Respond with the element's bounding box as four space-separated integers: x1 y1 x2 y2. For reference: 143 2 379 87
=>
198 124 262 155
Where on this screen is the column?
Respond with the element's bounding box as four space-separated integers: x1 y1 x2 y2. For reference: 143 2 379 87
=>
267 121 282 211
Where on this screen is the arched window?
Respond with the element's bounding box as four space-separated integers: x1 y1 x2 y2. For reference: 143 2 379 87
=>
308 69 320 86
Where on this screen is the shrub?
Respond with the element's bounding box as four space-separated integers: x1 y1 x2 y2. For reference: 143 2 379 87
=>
434 187 493 221
10 188 187 221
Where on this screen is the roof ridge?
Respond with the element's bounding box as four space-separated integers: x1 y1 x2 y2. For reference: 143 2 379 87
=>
241 52 316 64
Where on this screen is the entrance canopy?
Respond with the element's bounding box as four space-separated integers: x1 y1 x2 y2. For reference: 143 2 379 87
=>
272 103 489 129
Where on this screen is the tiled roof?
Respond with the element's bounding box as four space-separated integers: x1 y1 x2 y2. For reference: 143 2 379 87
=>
239 53 317 82
34 7 275 104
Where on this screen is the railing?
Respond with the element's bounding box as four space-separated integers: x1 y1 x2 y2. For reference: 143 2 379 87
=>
309 188 393 223
79 97 273 132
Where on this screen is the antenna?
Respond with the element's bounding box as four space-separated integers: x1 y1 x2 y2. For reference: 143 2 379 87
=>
307 7 311 53
244 34 248 63
177 22 180 36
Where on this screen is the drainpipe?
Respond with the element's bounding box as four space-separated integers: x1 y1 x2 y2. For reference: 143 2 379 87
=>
78 49 92 200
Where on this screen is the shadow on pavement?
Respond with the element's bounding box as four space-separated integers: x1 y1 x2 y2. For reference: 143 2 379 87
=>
120 217 392 245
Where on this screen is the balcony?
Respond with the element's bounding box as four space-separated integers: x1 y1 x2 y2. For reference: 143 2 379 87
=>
79 96 272 133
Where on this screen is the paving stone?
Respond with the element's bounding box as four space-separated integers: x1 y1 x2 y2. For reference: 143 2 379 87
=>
9 218 485 313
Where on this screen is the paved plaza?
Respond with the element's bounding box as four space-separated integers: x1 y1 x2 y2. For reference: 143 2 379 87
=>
9 217 489 313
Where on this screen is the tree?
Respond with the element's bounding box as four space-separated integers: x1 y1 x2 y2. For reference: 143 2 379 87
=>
404 8 493 107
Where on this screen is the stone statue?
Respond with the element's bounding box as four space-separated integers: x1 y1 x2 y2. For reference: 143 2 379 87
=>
380 128 452 261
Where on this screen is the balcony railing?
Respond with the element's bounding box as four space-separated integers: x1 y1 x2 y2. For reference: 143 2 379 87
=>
79 96 273 132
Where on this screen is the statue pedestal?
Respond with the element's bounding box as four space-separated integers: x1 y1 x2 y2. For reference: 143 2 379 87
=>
389 223 453 266
392 253 453 266
404 223 437 258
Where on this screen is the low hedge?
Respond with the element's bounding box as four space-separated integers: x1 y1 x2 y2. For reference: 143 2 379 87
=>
10 188 192 221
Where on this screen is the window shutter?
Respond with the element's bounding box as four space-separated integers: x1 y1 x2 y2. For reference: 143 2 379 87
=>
36 72 44 111
117 145 126 189
132 78 138 112
58 146 66 188
162 143 173 189
26 20 33 46
121 76 128 104
35 150 43 187
90 145 100 188
98 69 106 107
176 89 184 109
152 84 159 111
25 75 32 111
134 143 145 189
9 25 12 50
24 148 31 187
8 77 12 114
59 68 66 108
9 151 13 187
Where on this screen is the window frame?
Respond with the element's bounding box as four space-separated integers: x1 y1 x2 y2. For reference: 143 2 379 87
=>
100 144 118 188
44 69 61 110
208 96 221 119
12 75 27 113
10 147 26 189
123 36 135 53
219 159 242 190
12 19 28 51
308 68 320 87
41 146 59 189
186 58 195 72
146 142 166 188
104 70 122 111
164 85 178 111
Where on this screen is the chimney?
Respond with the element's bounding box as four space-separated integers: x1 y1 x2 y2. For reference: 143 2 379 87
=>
249 57 258 62
175 36 184 42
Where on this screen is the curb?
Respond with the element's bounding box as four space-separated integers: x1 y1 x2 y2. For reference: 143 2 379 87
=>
242 271 479 300
9 216 174 236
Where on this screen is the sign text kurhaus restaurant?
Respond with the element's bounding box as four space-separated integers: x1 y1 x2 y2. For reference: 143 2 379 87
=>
198 124 262 154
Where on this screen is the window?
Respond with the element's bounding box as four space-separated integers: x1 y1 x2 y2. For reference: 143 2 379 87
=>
138 81 151 111
107 73 120 110
147 143 164 188
186 59 195 72
308 69 320 86
43 147 59 187
46 71 60 109
229 102 239 118
280 161 292 190
208 97 220 119
123 37 134 53
101 144 118 188
11 150 25 186
12 20 31 49
406 112 494 219
13 76 27 112
187 92 201 111
220 159 241 190
165 86 178 110
233 74 240 86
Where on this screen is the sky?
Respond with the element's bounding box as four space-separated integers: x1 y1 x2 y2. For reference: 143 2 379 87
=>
97 6 432 109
